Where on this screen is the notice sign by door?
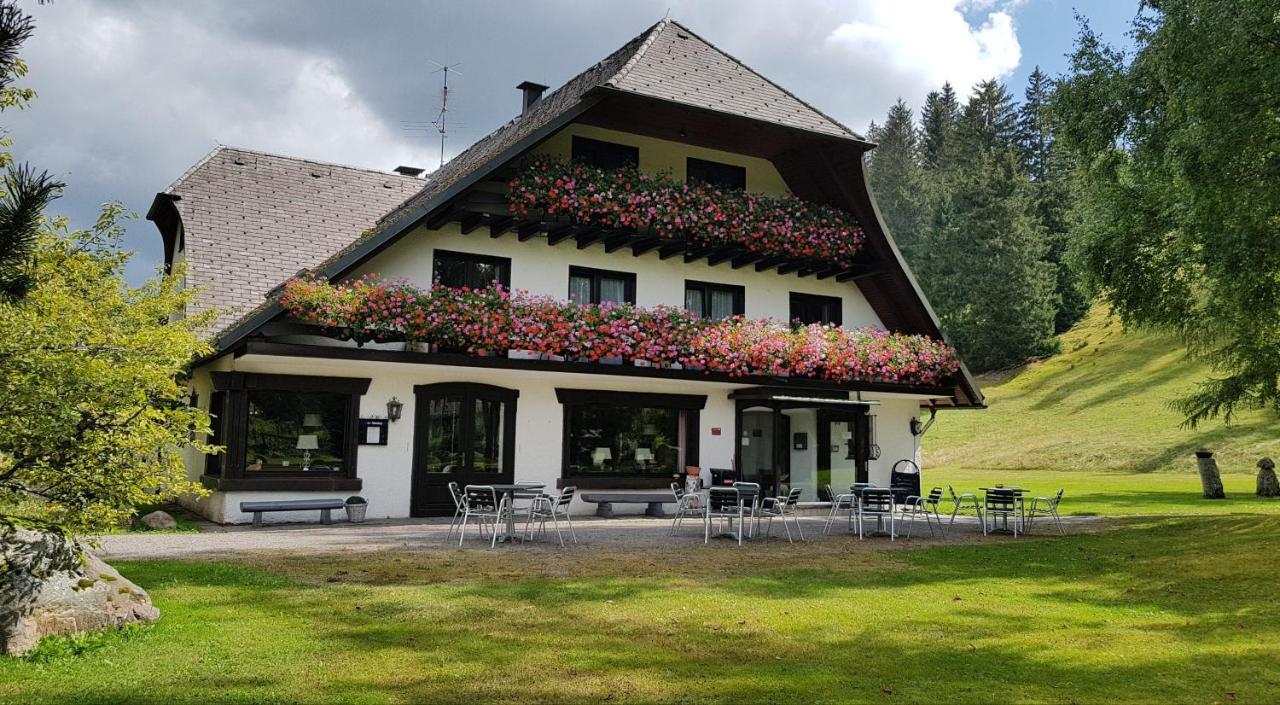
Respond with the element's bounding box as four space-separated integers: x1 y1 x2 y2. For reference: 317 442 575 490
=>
359 418 389 445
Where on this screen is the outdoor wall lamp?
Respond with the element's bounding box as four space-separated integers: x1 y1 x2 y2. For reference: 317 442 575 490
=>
386 396 403 422
910 407 938 437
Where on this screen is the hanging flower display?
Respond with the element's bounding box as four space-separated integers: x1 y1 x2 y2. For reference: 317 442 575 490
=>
280 277 960 387
507 158 866 264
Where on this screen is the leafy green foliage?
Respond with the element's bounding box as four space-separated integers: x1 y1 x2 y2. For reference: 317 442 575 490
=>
1053 3 1280 426
0 207 215 533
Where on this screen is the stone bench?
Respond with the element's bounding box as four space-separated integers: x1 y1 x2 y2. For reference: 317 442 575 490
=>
579 492 674 518
239 498 346 527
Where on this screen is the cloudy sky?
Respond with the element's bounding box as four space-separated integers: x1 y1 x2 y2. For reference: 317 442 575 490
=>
8 0 1138 283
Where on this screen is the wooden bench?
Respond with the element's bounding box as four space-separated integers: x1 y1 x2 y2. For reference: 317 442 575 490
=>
579 492 674 518
239 498 346 527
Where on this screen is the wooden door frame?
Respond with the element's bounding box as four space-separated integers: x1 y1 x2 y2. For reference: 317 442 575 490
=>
410 382 519 517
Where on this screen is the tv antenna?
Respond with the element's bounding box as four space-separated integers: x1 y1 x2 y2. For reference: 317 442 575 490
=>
429 60 461 168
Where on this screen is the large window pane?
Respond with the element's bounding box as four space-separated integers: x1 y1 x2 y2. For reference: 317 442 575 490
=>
789 292 843 326
245 390 347 472
568 274 592 304
566 404 681 476
598 276 628 305
472 399 506 473
684 280 744 320
423 396 464 474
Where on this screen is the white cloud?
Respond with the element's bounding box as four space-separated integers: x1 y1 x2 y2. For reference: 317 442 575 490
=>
825 1 1022 113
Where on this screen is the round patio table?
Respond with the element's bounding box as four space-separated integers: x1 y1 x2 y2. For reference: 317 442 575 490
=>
489 483 546 543
979 487 1026 532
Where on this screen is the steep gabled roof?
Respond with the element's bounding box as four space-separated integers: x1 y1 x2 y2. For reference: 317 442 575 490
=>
148 146 422 336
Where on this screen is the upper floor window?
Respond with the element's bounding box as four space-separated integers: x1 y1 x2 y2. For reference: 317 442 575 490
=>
569 266 636 305
572 136 639 170
433 249 511 289
684 280 745 320
790 292 842 326
687 157 746 190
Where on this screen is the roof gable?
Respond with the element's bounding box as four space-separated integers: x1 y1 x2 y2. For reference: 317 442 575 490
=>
607 21 861 141
151 146 422 336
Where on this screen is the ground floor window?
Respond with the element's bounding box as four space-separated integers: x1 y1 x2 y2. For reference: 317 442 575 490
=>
245 389 349 472
206 371 370 490
556 389 704 487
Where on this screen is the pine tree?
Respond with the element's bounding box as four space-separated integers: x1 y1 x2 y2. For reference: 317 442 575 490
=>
865 99 928 260
916 148 1060 371
912 78 1060 371
1018 68 1089 332
954 79 1019 156
920 82 959 170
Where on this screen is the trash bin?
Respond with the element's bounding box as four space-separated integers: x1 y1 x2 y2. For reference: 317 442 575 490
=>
344 496 368 523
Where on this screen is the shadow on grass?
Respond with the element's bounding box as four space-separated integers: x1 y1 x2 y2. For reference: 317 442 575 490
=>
6 516 1279 704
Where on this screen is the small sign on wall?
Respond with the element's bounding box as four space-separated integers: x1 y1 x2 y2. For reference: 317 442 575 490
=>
358 418 389 446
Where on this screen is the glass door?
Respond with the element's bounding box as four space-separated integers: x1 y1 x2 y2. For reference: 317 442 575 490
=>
817 408 870 497
411 384 517 516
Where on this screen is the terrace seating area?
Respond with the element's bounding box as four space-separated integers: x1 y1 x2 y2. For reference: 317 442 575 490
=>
446 472 1066 549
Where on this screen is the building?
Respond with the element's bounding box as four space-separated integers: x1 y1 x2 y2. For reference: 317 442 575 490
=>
148 19 983 524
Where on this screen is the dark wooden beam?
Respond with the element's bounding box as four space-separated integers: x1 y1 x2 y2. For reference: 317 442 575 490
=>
706 246 739 266
603 232 632 253
731 252 764 269
630 237 663 257
754 256 785 273
516 221 542 241
424 207 456 231
795 266 819 278
776 261 802 276
575 228 604 250
836 266 887 283
815 266 845 280
459 212 485 234
488 216 514 238
546 225 577 246
658 242 687 260
683 246 715 264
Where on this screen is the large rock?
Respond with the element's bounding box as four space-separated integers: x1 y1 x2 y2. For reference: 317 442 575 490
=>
1 520 159 656
140 510 177 529
1258 457 1280 498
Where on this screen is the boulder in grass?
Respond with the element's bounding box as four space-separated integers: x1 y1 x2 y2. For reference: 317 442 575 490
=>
1258 458 1280 498
1 519 159 656
140 510 177 530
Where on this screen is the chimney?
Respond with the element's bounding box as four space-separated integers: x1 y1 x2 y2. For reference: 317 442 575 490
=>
393 165 425 177
516 81 549 115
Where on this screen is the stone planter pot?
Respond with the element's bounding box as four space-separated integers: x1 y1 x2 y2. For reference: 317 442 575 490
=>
508 349 542 361
600 356 623 365
344 497 368 523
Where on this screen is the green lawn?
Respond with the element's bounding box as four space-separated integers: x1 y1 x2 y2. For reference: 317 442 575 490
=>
3 503 1278 704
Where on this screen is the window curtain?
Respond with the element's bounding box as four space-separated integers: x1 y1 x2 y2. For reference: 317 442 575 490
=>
569 275 592 304
598 276 627 305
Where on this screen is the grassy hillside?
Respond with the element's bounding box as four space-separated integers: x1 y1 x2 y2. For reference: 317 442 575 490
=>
926 306 1280 476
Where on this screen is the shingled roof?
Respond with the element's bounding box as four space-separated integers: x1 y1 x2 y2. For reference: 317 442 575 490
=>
151 146 422 336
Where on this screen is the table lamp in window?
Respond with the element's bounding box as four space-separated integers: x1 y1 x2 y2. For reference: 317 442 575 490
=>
296 434 319 471
634 447 654 468
302 413 323 428
591 447 612 468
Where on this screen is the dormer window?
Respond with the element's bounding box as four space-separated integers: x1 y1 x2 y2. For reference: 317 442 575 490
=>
433 249 511 289
687 157 746 190
569 266 636 305
572 136 639 170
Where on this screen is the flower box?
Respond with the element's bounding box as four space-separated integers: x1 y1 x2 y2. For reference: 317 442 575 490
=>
508 349 542 361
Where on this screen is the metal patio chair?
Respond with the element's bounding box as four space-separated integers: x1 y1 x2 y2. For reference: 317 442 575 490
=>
900 486 945 538
669 481 705 535
1026 488 1065 535
947 484 983 525
758 487 805 542
458 485 505 548
445 481 466 541
732 481 763 537
982 488 1021 537
526 486 578 546
705 486 747 546
822 483 855 535
856 487 896 540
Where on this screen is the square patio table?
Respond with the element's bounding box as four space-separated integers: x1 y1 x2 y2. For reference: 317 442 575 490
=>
488 483 545 543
